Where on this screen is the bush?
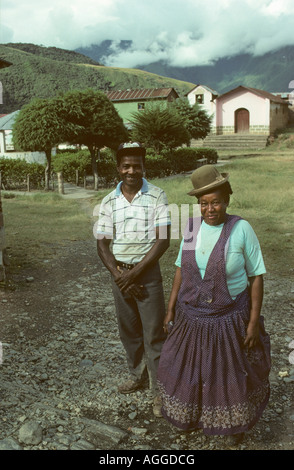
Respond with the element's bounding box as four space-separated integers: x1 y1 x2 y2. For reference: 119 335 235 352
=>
0 157 45 189
52 149 118 187
52 150 92 183
145 147 218 179
48 146 219 188
170 148 218 170
145 153 171 179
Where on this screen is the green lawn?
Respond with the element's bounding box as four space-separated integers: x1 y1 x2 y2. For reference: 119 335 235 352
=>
2 192 92 271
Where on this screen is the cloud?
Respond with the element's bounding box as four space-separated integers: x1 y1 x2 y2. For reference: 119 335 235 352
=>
1 0 294 67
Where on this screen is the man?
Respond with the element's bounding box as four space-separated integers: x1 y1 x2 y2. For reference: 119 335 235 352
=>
96 142 170 417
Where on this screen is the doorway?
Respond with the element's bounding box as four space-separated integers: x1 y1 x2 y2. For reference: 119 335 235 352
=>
235 108 249 133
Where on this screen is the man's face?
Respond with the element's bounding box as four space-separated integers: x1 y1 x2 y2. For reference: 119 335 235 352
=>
118 155 144 189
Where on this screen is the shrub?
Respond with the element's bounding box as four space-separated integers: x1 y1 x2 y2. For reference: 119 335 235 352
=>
145 147 218 179
52 149 118 187
52 150 92 183
0 157 45 189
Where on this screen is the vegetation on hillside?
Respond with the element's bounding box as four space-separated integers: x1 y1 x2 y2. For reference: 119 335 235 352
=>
136 45 294 94
0 43 195 114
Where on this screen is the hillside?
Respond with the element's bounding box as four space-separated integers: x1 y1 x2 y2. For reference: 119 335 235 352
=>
77 42 294 94
0 43 195 114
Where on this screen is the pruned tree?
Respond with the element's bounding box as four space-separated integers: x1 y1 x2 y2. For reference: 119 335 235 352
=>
12 97 76 190
130 103 190 153
61 89 128 189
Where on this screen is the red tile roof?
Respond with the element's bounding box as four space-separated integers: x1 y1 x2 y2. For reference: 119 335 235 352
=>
218 86 287 104
105 87 178 101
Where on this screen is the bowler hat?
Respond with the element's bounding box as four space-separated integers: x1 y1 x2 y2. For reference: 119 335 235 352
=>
188 165 230 197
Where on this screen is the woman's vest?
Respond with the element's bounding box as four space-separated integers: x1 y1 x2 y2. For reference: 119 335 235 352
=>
177 214 249 316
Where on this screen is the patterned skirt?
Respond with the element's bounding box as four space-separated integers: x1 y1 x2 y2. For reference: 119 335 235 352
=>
157 301 271 435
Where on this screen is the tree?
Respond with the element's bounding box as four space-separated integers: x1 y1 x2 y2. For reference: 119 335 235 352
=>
171 97 212 141
12 97 76 190
130 103 190 153
61 89 128 189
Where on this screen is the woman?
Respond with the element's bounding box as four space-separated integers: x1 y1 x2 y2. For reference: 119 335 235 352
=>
157 165 271 442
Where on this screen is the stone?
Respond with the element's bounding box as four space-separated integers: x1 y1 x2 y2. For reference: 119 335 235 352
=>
79 359 93 367
19 421 43 446
70 439 96 450
82 417 128 446
0 438 23 450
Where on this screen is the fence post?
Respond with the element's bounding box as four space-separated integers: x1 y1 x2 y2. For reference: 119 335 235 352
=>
76 169 79 186
0 170 6 281
57 171 64 195
27 174 30 192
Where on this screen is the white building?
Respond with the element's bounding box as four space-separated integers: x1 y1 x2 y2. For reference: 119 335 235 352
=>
186 84 218 131
0 111 46 164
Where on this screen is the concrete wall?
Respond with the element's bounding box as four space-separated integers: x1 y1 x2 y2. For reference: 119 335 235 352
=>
270 102 289 134
0 151 46 164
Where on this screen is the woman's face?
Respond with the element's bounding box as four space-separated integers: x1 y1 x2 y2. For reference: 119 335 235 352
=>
199 189 228 226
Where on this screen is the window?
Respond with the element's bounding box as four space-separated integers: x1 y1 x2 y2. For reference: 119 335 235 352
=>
196 94 204 104
138 103 145 110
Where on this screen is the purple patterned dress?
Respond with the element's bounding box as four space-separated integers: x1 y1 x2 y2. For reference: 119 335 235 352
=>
157 215 271 435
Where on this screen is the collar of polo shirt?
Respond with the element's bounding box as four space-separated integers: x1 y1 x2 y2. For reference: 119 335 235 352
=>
115 177 148 197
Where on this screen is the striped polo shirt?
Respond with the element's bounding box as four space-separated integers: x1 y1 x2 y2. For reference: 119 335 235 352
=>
96 178 171 264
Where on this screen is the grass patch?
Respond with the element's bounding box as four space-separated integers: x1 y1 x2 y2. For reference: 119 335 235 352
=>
154 155 294 280
2 192 92 271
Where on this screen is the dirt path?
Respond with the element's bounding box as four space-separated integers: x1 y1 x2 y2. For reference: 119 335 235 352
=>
0 194 294 451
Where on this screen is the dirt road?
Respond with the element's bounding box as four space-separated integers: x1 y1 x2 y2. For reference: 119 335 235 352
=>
0 194 293 451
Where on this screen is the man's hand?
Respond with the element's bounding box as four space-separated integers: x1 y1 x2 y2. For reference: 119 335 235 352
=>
115 267 146 300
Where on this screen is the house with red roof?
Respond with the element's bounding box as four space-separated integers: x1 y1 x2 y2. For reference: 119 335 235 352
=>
105 87 179 128
187 84 290 137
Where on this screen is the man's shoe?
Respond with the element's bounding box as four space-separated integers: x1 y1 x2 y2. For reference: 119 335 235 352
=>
152 395 163 418
118 378 147 394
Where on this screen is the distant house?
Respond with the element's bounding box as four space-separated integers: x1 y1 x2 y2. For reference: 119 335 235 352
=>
186 84 218 129
187 84 290 137
105 87 179 128
0 110 46 163
215 86 289 135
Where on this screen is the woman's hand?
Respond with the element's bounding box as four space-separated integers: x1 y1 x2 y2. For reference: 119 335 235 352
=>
163 309 175 334
244 320 260 349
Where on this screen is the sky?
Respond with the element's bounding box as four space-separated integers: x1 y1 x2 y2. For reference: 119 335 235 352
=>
1 0 294 68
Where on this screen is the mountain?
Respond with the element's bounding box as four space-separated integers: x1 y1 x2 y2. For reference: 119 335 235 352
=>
0 43 195 114
76 42 294 94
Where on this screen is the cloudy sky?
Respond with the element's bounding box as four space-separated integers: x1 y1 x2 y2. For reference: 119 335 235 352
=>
1 0 294 67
